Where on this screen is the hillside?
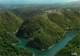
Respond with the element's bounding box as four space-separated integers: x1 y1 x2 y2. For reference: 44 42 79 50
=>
0 6 80 56
0 11 32 56
16 8 80 50
55 32 80 56
16 14 64 50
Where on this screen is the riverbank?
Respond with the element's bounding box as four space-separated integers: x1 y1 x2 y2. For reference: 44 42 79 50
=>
55 32 80 56
16 31 77 56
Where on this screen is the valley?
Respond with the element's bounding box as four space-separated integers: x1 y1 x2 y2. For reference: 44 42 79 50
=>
0 3 80 56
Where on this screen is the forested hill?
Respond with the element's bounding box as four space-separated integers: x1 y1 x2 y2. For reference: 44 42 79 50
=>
0 11 32 56
0 7 80 56
16 8 80 50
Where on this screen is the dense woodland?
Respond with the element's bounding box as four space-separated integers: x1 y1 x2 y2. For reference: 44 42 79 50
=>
16 8 80 50
55 32 80 56
0 11 32 56
0 7 80 56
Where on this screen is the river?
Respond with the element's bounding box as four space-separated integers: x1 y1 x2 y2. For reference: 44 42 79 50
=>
17 32 77 56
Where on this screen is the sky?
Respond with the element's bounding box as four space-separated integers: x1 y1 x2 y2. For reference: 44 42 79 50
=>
0 0 79 4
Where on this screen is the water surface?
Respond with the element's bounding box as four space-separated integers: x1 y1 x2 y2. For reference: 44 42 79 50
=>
17 32 77 56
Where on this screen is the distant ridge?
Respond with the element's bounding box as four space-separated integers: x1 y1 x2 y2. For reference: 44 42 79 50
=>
63 0 80 7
